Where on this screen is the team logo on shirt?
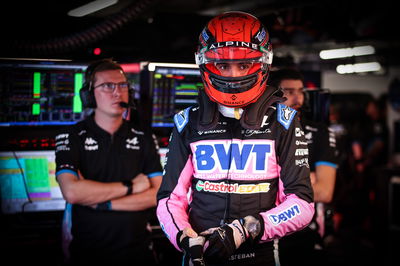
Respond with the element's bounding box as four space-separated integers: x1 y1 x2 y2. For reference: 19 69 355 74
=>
295 157 309 168
55 133 70 152
126 137 140 150
295 148 308 156
197 129 226 135
328 128 337 148
84 137 98 151
192 140 272 173
260 115 269 128
295 127 304 137
195 180 270 194
268 204 301 225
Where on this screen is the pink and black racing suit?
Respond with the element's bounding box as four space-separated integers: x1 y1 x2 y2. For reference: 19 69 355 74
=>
157 102 315 265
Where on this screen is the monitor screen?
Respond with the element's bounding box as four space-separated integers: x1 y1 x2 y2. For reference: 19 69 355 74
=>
0 61 88 126
0 150 65 214
151 67 202 128
0 60 141 127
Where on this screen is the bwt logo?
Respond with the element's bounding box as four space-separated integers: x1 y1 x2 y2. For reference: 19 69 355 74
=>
192 140 272 172
268 205 301 225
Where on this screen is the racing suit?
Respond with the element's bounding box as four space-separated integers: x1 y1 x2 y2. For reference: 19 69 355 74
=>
157 100 315 265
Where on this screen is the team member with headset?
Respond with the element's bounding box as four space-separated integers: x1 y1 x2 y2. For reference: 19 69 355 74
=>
55 58 163 265
156 11 314 265
269 68 338 266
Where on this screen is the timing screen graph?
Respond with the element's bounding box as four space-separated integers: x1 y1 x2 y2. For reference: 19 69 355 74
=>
151 67 202 127
0 151 65 213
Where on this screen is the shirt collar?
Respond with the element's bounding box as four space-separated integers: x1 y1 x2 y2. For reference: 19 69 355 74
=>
86 115 130 137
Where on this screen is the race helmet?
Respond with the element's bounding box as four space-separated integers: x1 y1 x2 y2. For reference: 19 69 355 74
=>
195 11 273 108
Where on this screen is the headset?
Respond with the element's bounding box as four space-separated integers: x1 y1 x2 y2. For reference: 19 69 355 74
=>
80 58 135 109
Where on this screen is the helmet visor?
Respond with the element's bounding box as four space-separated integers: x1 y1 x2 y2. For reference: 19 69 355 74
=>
208 61 260 77
195 42 273 65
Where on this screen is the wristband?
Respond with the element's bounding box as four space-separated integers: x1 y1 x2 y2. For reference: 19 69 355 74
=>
122 180 133 195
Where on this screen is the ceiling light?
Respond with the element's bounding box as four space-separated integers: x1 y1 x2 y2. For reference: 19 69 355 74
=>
68 0 118 17
320 45 375 59
336 62 382 74
148 62 198 72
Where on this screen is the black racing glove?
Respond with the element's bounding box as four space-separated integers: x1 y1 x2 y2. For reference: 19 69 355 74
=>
201 215 263 263
179 233 206 266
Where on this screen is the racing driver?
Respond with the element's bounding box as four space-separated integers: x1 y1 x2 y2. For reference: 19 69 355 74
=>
156 11 314 266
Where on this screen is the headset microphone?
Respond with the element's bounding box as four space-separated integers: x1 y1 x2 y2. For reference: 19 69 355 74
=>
120 101 139 126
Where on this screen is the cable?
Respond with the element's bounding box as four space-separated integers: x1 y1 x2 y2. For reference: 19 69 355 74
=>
12 151 32 212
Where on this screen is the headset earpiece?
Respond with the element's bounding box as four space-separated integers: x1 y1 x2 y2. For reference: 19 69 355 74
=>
79 59 108 109
80 81 96 108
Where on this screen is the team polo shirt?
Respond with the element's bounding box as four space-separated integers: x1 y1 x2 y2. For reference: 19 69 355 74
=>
55 115 162 260
301 117 338 171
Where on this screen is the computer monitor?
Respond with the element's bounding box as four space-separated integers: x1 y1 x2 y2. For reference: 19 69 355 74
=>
0 60 87 126
0 60 142 151
0 150 65 214
0 60 142 127
151 66 202 128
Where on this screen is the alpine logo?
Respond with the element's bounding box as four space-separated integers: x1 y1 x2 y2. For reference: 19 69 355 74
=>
126 137 139 150
195 180 270 194
260 115 269 128
209 41 259 50
84 137 98 151
268 204 301 225
85 137 97 145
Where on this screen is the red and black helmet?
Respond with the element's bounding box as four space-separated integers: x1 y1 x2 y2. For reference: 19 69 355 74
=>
195 11 273 108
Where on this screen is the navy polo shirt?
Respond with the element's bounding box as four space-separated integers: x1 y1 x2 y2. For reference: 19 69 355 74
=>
55 115 162 261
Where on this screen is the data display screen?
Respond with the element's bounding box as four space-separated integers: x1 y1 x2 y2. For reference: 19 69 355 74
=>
0 61 141 127
0 62 87 126
151 67 202 127
0 150 65 213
